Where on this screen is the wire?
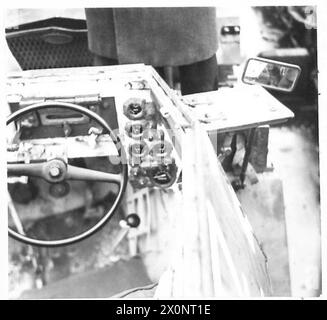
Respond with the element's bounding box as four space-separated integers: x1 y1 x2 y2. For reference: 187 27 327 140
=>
111 282 158 298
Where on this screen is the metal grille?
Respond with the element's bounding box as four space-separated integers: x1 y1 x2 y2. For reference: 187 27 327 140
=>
6 18 94 70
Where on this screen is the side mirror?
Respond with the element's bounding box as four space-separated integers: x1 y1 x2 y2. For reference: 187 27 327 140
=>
242 57 301 92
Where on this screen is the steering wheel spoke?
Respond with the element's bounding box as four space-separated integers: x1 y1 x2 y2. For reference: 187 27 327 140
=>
66 165 121 184
7 161 121 185
8 162 45 179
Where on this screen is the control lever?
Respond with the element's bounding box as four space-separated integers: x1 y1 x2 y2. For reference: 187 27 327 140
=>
110 214 141 253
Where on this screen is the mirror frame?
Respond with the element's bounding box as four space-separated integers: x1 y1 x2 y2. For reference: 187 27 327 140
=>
242 57 302 93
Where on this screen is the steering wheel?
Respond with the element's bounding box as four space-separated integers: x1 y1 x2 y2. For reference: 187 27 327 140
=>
7 101 128 247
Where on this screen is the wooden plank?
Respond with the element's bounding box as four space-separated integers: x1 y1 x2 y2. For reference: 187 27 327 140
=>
155 123 272 297
182 84 294 133
6 65 149 104
194 124 272 296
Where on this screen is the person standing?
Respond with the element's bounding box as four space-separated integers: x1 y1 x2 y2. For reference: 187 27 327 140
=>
85 7 219 95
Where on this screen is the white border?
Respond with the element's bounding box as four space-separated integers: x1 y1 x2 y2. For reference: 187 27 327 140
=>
1 0 326 300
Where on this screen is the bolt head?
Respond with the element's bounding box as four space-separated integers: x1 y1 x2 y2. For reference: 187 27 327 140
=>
49 166 61 177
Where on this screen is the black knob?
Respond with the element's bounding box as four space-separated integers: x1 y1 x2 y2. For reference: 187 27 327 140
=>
126 214 141 228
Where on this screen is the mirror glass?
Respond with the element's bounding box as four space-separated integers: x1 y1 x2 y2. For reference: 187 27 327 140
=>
242 58 301 92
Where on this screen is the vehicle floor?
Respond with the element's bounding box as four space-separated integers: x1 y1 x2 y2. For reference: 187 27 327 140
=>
19 256 153 299
8 205 155 299
238 107 320 297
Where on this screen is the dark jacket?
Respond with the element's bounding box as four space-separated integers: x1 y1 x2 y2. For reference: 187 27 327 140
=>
85 7 218 67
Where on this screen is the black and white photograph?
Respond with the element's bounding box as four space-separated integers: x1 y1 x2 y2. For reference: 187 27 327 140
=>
2 1 325 302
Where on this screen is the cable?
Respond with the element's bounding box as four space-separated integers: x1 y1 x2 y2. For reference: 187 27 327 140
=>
111 282 158 298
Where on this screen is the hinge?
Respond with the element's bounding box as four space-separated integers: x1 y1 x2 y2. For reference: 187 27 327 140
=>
18 95 101 108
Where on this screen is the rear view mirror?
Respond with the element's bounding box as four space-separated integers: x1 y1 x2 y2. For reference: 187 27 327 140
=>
242 57 301 92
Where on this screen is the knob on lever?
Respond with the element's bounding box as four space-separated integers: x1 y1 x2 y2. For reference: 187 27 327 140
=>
119 213 141 229
112 214 141 253
125 213 141 228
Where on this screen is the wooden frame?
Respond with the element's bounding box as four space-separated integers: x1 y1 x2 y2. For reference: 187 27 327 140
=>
7 64 286 297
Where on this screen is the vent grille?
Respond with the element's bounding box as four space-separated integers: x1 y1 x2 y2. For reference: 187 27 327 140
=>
6 18 93 70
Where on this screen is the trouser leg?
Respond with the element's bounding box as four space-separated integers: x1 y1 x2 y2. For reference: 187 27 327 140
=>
93 54 118 66
92 53 218 95
179 54 218 95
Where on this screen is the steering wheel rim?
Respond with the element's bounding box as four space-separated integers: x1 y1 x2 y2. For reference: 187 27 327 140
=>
7 101 128 247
